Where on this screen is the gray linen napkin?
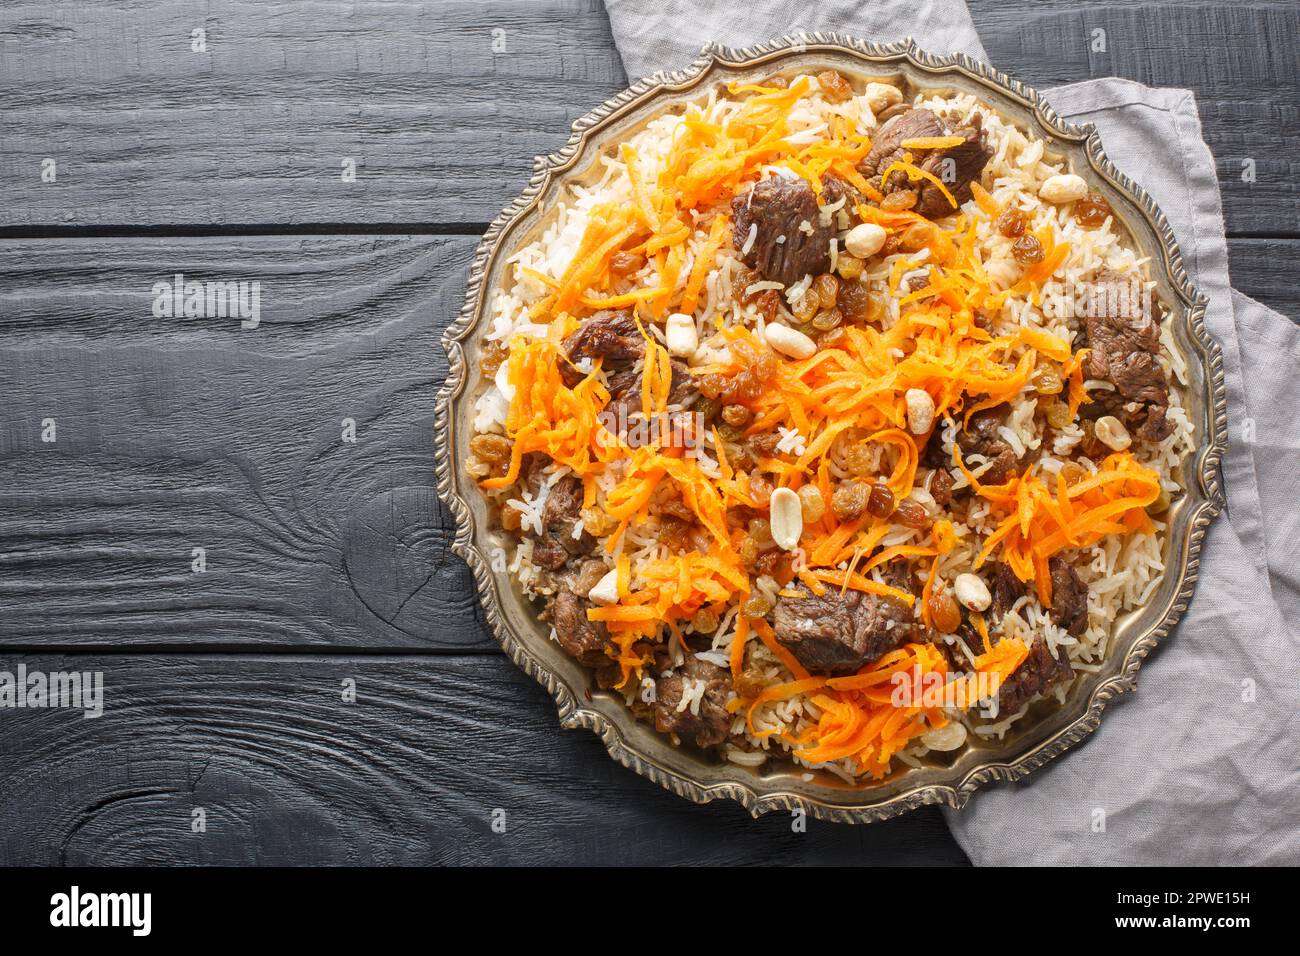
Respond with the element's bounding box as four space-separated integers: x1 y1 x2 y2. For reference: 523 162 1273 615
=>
602 0 1300 864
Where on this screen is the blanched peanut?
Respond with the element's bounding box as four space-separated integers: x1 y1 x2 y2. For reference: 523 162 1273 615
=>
587 568 619 606
864 82 903 114
768 487 804 552
764 322 817 359
665 312 698 358
905 388 935 435
921 721 968 752
1039 173 1089 204
1094 415 1132 451
954 572 992 612
843 223 887 259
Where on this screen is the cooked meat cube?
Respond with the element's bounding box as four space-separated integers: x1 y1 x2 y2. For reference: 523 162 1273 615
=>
654 656 734 747
521 460 594 571
1047 556 1089 636
560 309 642 385
561 309 697 427
997 636 1074 714
989 561 1025 621
606 359 695 416
860 109 992 220
957 405 1021 485
1082 270 1173 441
732 175 834 286
772 586 915 675
861 108 944 181
546 588 611 666
542 474 592 551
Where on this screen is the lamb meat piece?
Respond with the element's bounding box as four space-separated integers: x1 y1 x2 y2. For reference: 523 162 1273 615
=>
560 309 643 387
989 561 1026 622
546 588 611 666
860 108 992 220
731 175 833 286
1082 270 1173 441
606 358 695 413
997 636 1074 714
860 108 945 182
956 405 1021 485
521 459 594 571
1047 556 1089 636
563 310 698 432
654 656 734 747
541 473 594 553
912 118 992 219
772 586 915 675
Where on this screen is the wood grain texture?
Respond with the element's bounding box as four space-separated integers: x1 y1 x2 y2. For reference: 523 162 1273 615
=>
0 235 492 650
1 0 1295 237
0 0 626 229
0 653 967 864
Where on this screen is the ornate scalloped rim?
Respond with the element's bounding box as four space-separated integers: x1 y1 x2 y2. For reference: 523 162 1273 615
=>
434 34 1229 823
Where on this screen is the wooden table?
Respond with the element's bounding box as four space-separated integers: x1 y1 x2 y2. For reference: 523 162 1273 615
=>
1 0 1294 865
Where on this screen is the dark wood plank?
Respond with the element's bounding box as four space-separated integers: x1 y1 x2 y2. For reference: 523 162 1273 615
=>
3 0 1296 237
0 653 969 864
0 0 626 229
1227 237 1298 320
0 234 492 650
967 0 1300 237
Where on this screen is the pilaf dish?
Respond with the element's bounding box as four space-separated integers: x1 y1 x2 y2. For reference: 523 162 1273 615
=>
465 69 1191 782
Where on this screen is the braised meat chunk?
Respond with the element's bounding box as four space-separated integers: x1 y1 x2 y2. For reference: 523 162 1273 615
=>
1047 556 1089 636
860 108 992 219
546 588 610 666
997 636 1075 714
957 405 1021 485
772 586 914 675
523 460 594 571
1083 270 1173 441
561 309 696 424
560 309 642 384
654 656 734 747
989 561 1026 621
732 175 834 286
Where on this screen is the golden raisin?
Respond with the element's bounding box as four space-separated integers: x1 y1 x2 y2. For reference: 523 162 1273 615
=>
811 307 843 331
832 480 870 521
835 253 865 280
880 189 917 212
1073 192 1111 228
691 606 720 633
500 504 523 532
610 251 646 277
899 222 933 252
816 69 854 103
798 485 827 523
791 286 821 323
721 404 752 428
812 273 840 310
469 433 511 462
866 482 896 519
928 589 962 634
742 592 774 618
893 499 928 528
1012 235 1045 265
996 208 1027 238
1044 400 1073 430
1033 368 1064 395
480 340 509 376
